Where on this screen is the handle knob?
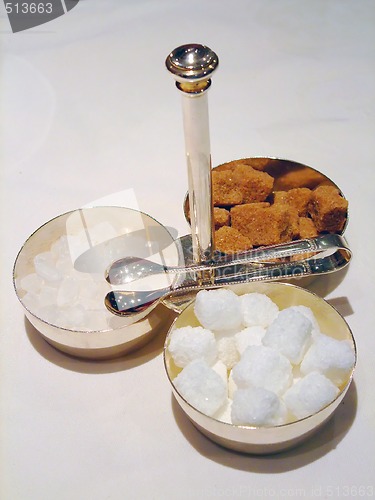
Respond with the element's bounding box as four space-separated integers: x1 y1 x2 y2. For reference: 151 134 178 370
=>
166 43 219 93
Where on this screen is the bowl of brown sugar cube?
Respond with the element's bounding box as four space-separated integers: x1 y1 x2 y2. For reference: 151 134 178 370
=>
184 157 348 255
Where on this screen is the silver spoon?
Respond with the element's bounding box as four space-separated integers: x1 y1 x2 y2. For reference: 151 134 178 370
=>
105 234 345 285
105 234 352 317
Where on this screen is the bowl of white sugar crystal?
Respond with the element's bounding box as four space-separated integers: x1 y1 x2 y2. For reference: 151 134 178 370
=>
163 282 356 454
13 206 179 359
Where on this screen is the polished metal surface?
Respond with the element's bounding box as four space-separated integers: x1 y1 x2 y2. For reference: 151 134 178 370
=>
166 43 218 282
104 233 351 316
106 234 350 285
164 282 357 454
165 43 219 85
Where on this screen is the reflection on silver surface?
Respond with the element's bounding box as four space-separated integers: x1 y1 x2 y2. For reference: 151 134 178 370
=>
105 233 352 317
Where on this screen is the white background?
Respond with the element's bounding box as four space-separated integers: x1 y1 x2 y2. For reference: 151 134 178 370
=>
1 1 375 499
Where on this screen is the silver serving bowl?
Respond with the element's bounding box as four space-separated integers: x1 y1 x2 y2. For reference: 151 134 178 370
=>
13 206 179 359
164 281 356 454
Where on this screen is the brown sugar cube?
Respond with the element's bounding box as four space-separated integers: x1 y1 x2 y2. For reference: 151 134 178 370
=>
273 188 312 217
212 165 273 206
231 204 296 246
215 226 252 254
274 166 328 190
298 217 319 239
215 158 270 172
232 165 274 203
212 164 273 206
308 185 348 233
214 207 230 229
212 170 243 205
290 218 319 261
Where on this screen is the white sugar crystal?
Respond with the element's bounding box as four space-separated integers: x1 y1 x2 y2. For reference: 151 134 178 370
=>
228 371 238 399
59 305 89 329
85 310 110 331
20 273 44 294
78 275 108 310
240 293 279 328
38 286 58 307
232 345 293 396
173 360 227 416
231 387 287 426
289 305 320 336
37 305 61 325
194 289 242 332
88 222 118 245
217 336 240 369
235 326 266 354
56 277 80 308
212 360 228 387
283 371 340 419
300 334 355 386
214 398 232 424
263 308 313 364
168 326 217 368
50 235 71 260
33 252 62 283
21 292 40 312
55 256 73 274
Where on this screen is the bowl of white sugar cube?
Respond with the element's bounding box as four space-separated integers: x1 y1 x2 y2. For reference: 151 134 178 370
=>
13 206 179 359
164 281 356 454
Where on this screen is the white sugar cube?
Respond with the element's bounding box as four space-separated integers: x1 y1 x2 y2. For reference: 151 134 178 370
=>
231 387 287 426
50 235 71 260
232 345 293 396
55 256 73 274
59 305 89 329
240 293 279 328
37 305 61 325
228 371 238 399
283 371 340 419
263 308 313 364
217 336 240 369
88 222 118 245
168 326 217 368
78 275 108 310
300 334 355 386
289 305 320 336
194 289 242 332
57 277 80 308
38 286 58 307
235 326 266 354
19 273 44 294
212 360 229 387
85 310 110 331
33 251 62 283
173 360 227 417
214 398 232 424
21 292 40 312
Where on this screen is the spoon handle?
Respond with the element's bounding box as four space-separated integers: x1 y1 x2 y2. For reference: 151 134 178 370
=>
165 234 350 275
105 235 351 316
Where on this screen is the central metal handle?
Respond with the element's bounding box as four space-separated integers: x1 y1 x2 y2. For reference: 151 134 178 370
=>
166 44 219 271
